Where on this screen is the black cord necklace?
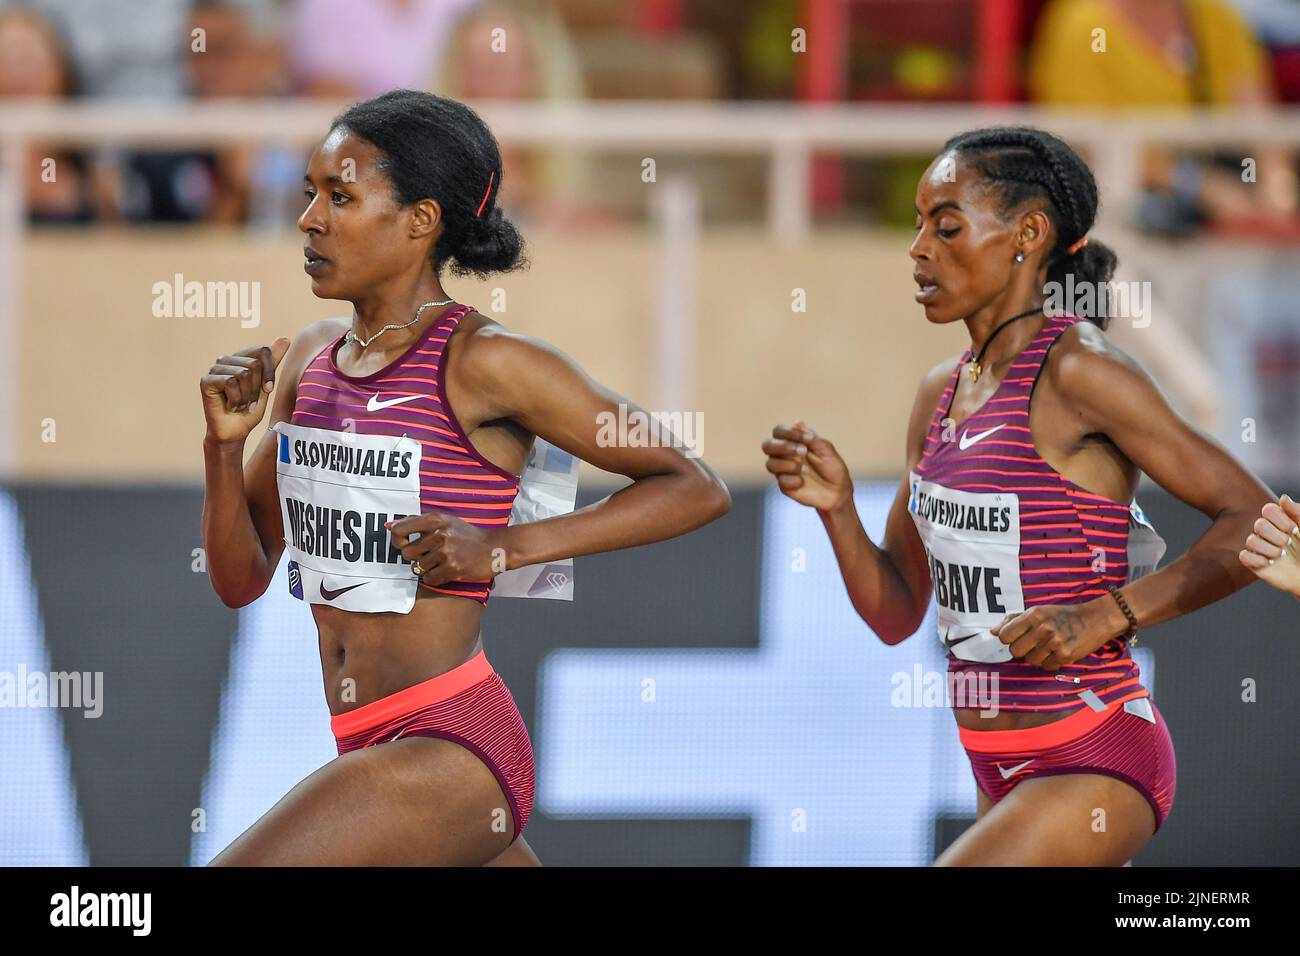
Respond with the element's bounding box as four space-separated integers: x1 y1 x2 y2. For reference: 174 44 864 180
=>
967 306 1044 382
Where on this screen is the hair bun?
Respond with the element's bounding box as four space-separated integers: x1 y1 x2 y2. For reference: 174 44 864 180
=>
448 206 530 280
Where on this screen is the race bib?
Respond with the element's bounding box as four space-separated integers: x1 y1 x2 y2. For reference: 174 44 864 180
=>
908 471 1023 663
1126 499 1166 584
493 437 580 600
272 420 422 613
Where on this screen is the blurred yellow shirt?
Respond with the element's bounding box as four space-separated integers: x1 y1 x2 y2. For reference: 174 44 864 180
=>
1028 0 1271 107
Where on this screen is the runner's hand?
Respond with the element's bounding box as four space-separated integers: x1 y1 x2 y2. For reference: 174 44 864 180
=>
1238 494 1300 599
386 510 507 586
761 420 853 512
991 600 1123 671
201 337 291 444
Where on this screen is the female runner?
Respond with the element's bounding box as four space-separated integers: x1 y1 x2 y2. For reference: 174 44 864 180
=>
762 127 1274 865
200 90 730 866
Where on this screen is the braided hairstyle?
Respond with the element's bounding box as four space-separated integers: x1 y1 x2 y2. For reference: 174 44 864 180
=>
331 89 528 280
942 126 1117 329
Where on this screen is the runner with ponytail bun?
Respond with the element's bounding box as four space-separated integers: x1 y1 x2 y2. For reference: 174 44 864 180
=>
201 89 730 866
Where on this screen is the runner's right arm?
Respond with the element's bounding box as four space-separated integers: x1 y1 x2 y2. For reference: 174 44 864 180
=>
761 360 951 642
200 324 334 607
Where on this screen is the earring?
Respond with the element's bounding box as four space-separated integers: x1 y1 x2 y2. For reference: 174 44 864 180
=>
1014 251 1025 262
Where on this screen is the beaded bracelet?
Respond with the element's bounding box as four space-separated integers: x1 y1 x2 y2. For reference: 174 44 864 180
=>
1107 586 1139 646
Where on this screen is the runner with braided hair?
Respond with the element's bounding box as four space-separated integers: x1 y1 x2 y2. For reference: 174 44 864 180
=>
763 126 1274 865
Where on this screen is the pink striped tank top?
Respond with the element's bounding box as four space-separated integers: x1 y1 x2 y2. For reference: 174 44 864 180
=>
908 313 1162 714
276 304 520 608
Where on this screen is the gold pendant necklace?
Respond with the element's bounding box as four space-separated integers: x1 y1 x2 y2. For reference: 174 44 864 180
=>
967 306 1043 383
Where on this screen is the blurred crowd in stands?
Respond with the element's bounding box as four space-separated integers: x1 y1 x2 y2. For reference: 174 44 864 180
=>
3 0 1300 238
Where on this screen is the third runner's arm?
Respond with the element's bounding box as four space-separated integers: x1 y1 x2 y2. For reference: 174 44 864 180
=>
1239 494 1300 598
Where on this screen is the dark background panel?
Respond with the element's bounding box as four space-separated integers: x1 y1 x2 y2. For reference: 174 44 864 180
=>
462 484 766 866
4 481 1298 865
6 482 764 866
11 485 239 866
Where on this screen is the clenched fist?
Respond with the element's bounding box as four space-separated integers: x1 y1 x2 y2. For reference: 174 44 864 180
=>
760 419 854 513
200 337 291 444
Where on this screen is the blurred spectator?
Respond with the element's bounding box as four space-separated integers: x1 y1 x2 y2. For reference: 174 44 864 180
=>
288 0 478 98
107 0 288 224
153 0 290 224
1 0 281 224
0 0 273 99
432 0 601 227
189 0 289 99
0 7 93 223
1227 0 1300 102
1029 0 1299 235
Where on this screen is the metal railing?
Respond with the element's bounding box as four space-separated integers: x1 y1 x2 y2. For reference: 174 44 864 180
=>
3 99 1299 471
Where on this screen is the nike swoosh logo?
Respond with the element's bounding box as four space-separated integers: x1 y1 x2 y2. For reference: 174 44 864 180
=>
367 393 422 412
959 423 1007 450
319 580 367 601
996 758 1034 780
943 627 979 648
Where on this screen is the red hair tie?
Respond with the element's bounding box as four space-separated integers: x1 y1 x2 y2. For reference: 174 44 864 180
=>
1067 236 1089 255
474 170 495 218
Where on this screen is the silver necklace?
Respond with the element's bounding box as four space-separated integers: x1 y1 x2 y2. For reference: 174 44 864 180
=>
344 298 456 349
